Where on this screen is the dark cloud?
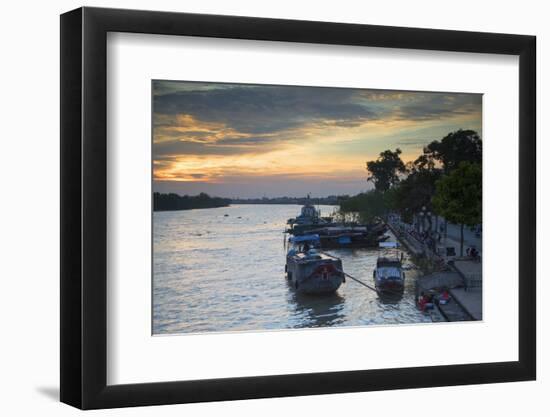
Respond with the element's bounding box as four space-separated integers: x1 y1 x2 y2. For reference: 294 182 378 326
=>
394 138 434 147
215 135 277 145
152 81 482 159
154 82 481 133
153 83 376 135
393 93 482 121
153 138 276 158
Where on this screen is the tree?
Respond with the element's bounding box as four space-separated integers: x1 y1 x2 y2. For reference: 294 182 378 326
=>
391 170 441 224
383 154 442 226
153 192 231 211
424 129 482 174
366 148 407 192
423 129 482 235
339 190 386 223
432 162 482 256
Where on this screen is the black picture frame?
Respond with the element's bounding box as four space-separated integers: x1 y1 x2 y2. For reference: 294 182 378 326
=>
60 6 536 410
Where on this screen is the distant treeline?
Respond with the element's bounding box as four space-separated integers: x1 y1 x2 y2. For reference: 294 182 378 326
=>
231 196 342 205
154 192 231 211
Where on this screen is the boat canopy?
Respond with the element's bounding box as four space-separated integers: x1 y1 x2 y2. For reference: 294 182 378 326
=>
379 241 399 248
289 234 320 244
376 266 402 279
377 257 402 268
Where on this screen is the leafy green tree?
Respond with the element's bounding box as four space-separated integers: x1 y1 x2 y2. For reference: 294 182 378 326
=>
424 129 482 174
339 190 387 223
432 162 482 256
383 154 442 226
366 148 407 192
393 170 441 222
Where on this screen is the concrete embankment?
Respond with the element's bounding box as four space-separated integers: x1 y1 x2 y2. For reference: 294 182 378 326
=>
385 221 425 256
416 271 463 292
415 271 474 321
448 288 481 320
386 219 482 322
449 260 482 320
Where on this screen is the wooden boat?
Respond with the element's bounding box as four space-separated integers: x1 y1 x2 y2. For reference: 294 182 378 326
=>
373 242 405 295
289 223 389 249
311 226 389 248
285 234 345 294
285 199 388 248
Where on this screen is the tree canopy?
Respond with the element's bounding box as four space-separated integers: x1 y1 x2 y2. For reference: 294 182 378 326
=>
431 162 482 227
366 148 407 192
388 168 442 222
341 129 482 245
423 129 482 173
339 190 386 222
153 192 231 211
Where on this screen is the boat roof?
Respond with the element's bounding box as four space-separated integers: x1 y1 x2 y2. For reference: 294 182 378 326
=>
289 234 320 243
379 241 399 248
377 256 402 267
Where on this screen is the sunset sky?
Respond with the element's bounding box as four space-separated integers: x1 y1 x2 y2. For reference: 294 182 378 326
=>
153 81 482 198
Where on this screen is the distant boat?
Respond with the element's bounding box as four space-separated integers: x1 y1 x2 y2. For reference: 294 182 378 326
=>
285 198 388 248
306 225 389 249
285 234 345 295
373 242 405 295
286 197 333 234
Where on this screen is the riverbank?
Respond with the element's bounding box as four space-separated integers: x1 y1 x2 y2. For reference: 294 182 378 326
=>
386 217 482 322
153 192 231 212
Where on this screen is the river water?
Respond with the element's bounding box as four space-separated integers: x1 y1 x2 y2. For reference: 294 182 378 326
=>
153 204 431 335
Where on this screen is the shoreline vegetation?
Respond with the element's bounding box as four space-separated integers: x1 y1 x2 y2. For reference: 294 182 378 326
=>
231 196 341 205
153 192 231 212
153 193 344 211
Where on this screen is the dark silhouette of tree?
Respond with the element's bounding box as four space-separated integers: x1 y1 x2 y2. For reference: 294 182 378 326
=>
231 196 341 205
366 148 407 192
339 190 386 222
380 151 442 223
432 162 482 256
342 131 482 238
423 129 482 174
388 168 442 223
153 192 231 211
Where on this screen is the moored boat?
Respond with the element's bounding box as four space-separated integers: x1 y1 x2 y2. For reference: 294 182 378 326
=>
286 234 345 294
307 225 389 248
286 197 333 235
373 242 405 295
285 199 388 249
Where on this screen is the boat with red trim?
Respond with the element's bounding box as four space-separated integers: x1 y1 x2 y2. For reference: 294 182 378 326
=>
285 234 345 294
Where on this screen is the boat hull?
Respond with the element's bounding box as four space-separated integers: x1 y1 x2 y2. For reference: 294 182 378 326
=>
374 255 405 296
375 279 405 295
320 234 389 249
286 256 344 295
288 223 389 249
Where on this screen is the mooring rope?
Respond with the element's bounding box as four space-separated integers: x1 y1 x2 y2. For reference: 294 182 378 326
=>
341 270 378 292
318 250 378 292
319 249 408 296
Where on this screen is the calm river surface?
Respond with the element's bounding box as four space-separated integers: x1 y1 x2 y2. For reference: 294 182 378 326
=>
153 204 431 335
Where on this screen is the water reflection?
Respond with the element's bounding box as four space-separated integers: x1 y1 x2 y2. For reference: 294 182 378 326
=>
288 291 346 328
377 293 404 305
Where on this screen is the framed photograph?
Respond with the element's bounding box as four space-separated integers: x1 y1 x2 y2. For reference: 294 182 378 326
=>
60 7 536 409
